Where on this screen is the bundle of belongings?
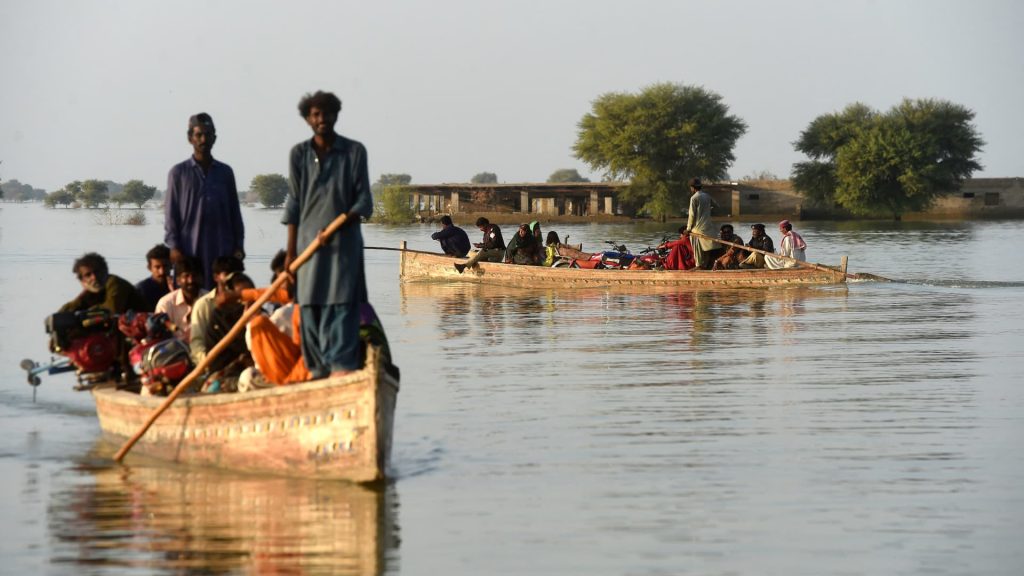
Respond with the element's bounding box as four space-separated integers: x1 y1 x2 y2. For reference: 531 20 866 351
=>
119 312 193 396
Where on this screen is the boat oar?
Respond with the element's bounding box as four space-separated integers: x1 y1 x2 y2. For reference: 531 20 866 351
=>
690 231 853 278
113 212 352 463
365 245 446 256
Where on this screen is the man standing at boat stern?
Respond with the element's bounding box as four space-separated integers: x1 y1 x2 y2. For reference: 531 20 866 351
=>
283 90 373 379
684 177 718 269
165 113 245 290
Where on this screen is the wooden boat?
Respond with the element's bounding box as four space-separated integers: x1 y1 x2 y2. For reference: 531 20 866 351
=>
90 346 398 483
398 242 848 287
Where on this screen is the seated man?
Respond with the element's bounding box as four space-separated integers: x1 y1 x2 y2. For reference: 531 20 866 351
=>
154 256 207 343
134 244 173 312
711 224 746 270
766 219 807 269
245 294 310 387
455 217 506 273
739 223 775 268
430 215 470 257
199 271 255 392
658 226 696 270
61 252 147 315
504 223 542 265
189 255 245 366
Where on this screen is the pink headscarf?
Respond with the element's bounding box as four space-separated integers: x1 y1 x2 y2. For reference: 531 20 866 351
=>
779 220 807 249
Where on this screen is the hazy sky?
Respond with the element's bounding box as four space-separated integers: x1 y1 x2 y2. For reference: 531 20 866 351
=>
2 0 1021 192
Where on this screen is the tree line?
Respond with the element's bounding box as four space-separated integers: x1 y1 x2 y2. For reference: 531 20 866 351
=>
8 84 983 221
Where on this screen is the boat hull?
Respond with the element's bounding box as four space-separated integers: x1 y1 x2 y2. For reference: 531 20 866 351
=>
399 245 847 287
93 349 398 482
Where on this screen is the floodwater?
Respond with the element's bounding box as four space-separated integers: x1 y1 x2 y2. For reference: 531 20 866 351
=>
1 203 1022 575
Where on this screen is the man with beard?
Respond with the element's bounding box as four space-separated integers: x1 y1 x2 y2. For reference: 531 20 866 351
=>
739 223 776 269
283 90 374 379
60 252 146 315
165 112 245 290
155 256 208 343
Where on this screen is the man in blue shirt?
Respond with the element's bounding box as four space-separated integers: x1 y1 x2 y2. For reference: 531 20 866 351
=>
165 113 245 290
283 91 374 379
430 215 471 257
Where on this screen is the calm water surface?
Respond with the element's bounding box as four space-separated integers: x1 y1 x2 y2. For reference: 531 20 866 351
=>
1 204 1022 575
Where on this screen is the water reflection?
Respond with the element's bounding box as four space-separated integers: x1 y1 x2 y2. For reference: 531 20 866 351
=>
48 443 399 575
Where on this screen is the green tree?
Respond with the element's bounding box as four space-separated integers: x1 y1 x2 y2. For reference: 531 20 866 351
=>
547 168 590 183
470 172 498 184
792 99 984 219
44 188 76 208
372 173 412 196
791 103 876 204
117 179 157 208
373 185 416 224
1 179 46 202
250 173 289 208
574 82 747 219
78 179 109 208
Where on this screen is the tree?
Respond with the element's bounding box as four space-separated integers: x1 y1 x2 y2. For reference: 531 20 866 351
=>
547 168 590 183
44 188 76 208
378 173 412 186
574 83 746 219
250 173 289 208
792 99 984 219
372 173 412 196
791 103 876 204
118 179 157 208
78 179 109 208
373 185 416 224
470 172 498 184
1 179 46 202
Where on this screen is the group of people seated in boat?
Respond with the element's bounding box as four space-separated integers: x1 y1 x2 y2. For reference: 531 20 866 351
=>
432 215 807 272
55 247 389 396
658 219 807 271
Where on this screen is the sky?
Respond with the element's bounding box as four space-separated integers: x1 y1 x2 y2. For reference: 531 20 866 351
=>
1 0 1021 192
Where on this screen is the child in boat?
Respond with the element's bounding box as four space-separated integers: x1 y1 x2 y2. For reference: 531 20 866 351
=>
543 231 562 267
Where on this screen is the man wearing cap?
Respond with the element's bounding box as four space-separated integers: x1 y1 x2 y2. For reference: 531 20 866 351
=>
739 223 776 268
684 177 718 269
165 112 245 291
765 220 807 269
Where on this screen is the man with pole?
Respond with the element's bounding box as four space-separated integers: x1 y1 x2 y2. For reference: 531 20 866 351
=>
684 177 718 270
282 90 374 379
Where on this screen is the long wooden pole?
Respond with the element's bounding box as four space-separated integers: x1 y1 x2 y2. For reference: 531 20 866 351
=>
113 213 351 462
690 231 848 278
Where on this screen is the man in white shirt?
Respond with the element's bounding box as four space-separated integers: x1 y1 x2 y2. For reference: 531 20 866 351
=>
154 256 207 343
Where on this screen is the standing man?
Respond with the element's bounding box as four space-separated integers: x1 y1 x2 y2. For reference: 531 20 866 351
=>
165 112 245 290
684 177 718 270
283 90 374 379
431 215 471 257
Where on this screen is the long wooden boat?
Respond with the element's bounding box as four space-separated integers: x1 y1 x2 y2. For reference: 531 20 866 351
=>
91 346 398 483
398 242 848 287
